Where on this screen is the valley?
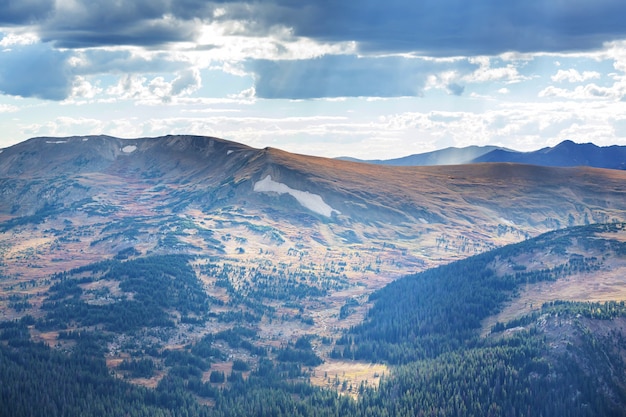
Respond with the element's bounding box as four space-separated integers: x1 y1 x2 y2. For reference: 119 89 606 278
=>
2 135 626 416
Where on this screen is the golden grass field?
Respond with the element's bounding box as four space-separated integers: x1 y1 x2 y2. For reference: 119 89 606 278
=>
309 360 389 398
481 230 626 336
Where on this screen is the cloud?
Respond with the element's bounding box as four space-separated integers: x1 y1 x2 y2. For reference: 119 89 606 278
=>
19 116 147 139
2 0 626 143
464 56 528 84
0 0 54 25
0 104 18 113
551 69 601 83
73 49 185 75
248 55 477 99
539 83 626 101
0 42 72 100
67 77 103 101
539 56 626 101
41 16 199 48
0 40 197 101
170 69 202 96
612 118 626 137
0 32 39 47
446 83 465 96
2 0 625 56
105 70 202 103
10 91 626 159
211 0 626 56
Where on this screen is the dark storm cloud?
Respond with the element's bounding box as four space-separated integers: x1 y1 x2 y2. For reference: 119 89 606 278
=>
0 43 186 101
168 0 220 21
43 23 197 49
39 1 200 48
254 0 626 55
5 0 626 54
0 43 71 100
0 0 55 25
248 55 477 99
3 0 626 102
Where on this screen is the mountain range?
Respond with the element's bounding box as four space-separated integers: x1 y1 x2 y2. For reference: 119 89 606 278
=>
2 134 626 416
342 139 626 169
3 135 626 285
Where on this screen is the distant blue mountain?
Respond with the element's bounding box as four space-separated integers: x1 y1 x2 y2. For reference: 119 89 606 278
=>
471 140 626 169
341 141 626 170
338 145 506 166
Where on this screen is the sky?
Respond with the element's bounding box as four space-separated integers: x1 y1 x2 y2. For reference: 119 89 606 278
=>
1 1 626 159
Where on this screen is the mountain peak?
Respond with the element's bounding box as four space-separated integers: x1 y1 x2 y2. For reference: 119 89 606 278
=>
552 139 598 150
555 139 577 147
339 140 626 170
0 134 260 178
473 140 626 169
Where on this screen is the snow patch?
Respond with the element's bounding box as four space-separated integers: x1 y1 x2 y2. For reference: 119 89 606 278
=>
82 138 88 142
253 175 340 217
499 218 514 226
504 326 526 335
46 140 68 144
227 150 234 155
122 145 137 153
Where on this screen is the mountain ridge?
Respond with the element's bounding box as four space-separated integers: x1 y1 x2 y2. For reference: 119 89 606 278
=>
341 139 626 170
473 139 626 169
2 135 626 322
3 135 626 246
337 145 507 166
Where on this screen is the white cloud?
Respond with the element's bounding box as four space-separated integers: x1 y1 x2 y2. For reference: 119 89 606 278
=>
105 69 202 104
21 116 106 138
170 68 201 96
8 92 626 160
228 86 256 102
106 74 148 100
551 69 601 83
0 103 18 113
465 57 526 84
66 76 103 101
194 21 356 63
595 40 626 73
539 81 626 101
0 32 38 48
425 71 460 92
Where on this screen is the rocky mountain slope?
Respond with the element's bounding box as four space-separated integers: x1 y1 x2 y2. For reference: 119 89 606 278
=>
2 135 626 299
1 133 626 338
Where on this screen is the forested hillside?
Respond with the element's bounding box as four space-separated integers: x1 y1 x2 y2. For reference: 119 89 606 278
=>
346 223 621 363
2 223 626 416
340 222 626 415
